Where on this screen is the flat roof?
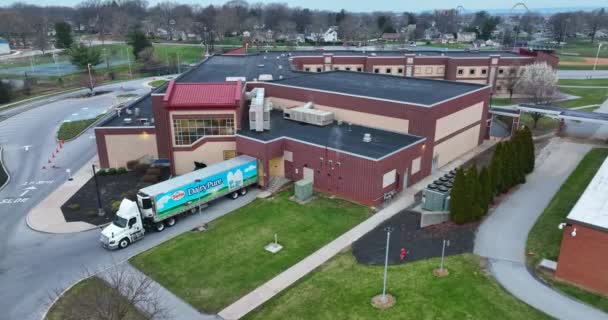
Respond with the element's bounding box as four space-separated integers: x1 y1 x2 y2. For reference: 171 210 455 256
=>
270 71 486 106
99 94 154 127
237 110 424 160
566 157 608 231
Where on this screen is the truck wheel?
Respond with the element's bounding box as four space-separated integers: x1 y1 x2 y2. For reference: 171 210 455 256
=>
119 238 130 249
155 222 165 232
166 217 176 227
230 191 239 200
240 188 248 196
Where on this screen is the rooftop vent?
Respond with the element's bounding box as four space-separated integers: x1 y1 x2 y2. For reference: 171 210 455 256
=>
258 74 273 81
248 88 270 132
283 102 334 126
363 133 372 143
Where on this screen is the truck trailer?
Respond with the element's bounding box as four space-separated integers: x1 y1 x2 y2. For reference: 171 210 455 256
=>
100 155 258 249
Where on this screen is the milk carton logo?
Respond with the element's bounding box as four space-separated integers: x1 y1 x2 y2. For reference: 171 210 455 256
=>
172 190 185 201
227 169 244 191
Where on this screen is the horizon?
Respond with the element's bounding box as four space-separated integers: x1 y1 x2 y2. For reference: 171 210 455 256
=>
2 0 606 12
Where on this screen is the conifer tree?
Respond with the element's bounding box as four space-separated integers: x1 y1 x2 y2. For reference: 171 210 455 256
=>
466 165 483 221
490 142 503 194
523 126 535 173
450 167 468 224
479 166 492 214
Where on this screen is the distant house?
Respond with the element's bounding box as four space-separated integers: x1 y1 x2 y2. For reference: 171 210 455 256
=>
381 33 401 42
0 38 10 55
438 33 455 44
457 32 477 43
424 25 439 41
307 27 339 43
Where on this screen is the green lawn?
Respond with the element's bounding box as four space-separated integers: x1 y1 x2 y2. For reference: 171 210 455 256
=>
520 113 559 133
148 79 167 88
558 64 608 70
130 190 370 313
559 79 608 86
558 87 608 108
578 106 600 112
57 114 105 141
245 252 549 320
46 277 144 320
117 93 139 98
526 148 608 312
557 39 608 58
491 97 515 106
527 148 608 267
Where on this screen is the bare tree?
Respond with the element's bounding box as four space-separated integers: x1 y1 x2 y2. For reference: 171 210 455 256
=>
48 265 169 320
504 60 522 101
587 8 606 44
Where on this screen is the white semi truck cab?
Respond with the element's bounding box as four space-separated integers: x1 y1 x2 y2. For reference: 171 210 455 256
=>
100 155 259 250
100 199 145 250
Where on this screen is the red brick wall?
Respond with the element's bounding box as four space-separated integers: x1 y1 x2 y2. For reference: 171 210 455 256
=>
556 223 608 295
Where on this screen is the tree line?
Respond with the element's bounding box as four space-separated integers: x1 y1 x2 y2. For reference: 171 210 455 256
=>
0 0 606 53
450 127 535 224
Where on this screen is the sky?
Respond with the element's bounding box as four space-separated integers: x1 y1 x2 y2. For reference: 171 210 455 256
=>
1 0 605 12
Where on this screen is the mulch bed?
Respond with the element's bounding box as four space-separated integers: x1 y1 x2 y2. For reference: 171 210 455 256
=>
352 210 478 266
61 171 141 226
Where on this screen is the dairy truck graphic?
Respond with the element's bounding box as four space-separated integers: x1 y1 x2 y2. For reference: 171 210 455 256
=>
100 155 258 250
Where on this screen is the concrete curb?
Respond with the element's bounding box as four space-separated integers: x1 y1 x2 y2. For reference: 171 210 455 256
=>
56 111 114 143
25 213 109 234
0 146 10 192
0 87 85 112
39 276 89 320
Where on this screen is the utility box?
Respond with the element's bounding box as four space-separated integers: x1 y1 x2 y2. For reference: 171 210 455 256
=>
295 179 313 201
422 187 447 211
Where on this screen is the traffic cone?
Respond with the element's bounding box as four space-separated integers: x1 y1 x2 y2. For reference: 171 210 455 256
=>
56 147 59 153
61 139 65 145
52 164 57 169
59 143 63 149
52 153 55 158
48 159 51 164
42 166 46 169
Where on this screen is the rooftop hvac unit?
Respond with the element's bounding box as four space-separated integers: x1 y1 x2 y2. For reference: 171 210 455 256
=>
283 102 334 126
248 88 270 132
258 74 273 81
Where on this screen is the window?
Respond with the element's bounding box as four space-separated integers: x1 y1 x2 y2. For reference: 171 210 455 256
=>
411 157 421 174
173 117 235 145
357 67 362 72
437 66 445 74
498 68 504 74
382 169 396 188
334 67 339 70
496 85 502 91
374 68 380 73
386 68 392 74
469 68 476 76
304 67 310 72
481 69 487 75
397 68 403 74
223 150 237 160
457 68 464 75
128 218 137 228
316 67 322 72
509 68 516 75
345 67 351 71
425 67 432 74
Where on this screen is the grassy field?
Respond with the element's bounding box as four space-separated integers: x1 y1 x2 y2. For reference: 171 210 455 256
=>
130 190 370 313
558 64 608 70
578 106 600 112
245 252 549 320
57 114 105 141
520 113 559 133
558 87 608 108
527 148 608 267
557 39 608 58
558 79 608 86
491 97 515 106
46 277 144 320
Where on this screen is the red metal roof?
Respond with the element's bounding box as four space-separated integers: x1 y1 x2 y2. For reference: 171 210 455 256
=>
163 81 241 107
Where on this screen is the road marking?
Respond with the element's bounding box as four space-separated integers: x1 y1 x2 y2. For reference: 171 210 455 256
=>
22 180 54 186
0 197 29 205
20 186 37 197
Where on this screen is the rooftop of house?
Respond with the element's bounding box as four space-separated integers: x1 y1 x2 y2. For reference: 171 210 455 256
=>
269 70 487 106
566 157 608 231
237 110 425 160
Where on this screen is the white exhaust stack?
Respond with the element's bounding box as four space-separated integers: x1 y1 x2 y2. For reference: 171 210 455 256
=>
363 133 372 143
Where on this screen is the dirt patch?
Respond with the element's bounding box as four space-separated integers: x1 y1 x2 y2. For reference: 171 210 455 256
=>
352 210 478 266
560 57 608 66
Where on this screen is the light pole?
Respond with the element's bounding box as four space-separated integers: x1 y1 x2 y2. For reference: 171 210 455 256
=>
381 226 393 303
593 43 604 71
92 164 104 216
86 63 94 94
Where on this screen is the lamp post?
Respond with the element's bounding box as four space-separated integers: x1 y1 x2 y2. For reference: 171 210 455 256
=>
381 226 393 303
593 43 604 71
92 164 104 216
86 63 94 94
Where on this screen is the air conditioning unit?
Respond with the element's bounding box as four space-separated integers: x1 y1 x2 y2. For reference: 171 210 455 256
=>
283 102 334 126
248 88 270 132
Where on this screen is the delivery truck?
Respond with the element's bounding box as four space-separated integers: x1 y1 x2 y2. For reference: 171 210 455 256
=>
100 155 258 250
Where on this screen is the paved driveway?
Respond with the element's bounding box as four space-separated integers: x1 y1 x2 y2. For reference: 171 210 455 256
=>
474 139 608 320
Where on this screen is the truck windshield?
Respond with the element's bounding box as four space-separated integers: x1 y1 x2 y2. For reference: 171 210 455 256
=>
112 216 128 228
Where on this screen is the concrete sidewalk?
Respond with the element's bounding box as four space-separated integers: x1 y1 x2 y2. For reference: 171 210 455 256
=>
218 140 497 320
26 156 99 233
99 262 220 320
